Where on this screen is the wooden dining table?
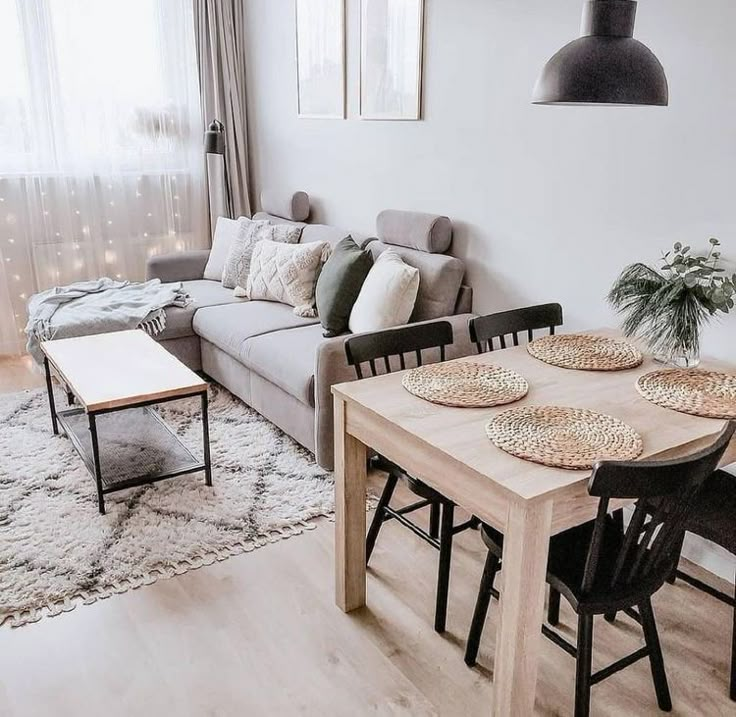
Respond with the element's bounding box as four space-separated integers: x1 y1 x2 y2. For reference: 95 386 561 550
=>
331 328 736 716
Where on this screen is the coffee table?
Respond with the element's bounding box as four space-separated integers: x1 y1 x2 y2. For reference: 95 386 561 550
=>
41 330 212 514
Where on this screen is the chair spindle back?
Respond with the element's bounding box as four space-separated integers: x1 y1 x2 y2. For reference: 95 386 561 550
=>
469 303 563 354
581 422 736 599
345 321 454 380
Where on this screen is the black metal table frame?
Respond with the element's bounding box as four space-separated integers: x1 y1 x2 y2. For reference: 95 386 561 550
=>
43 356 212 515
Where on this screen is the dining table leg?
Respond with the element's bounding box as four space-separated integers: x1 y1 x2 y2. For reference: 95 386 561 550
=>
334 396 368 612
492 499 553 716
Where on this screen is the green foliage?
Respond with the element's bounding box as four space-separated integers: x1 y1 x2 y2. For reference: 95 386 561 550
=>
607 239 735 358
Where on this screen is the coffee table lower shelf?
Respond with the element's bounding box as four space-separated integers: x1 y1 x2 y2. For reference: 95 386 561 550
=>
56 403 210 513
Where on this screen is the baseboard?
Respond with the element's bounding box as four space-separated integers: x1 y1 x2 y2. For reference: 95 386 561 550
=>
681 533 736 585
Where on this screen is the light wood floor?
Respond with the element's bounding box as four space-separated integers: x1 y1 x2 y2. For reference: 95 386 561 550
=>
0 355 734 716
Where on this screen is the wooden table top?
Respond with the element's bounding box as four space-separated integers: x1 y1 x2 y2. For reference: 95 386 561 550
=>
41 330 207 412
332 329 734 504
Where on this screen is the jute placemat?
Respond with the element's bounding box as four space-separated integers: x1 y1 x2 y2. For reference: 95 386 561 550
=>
486 405 643 470
527 334 643 371
636 368 736 419
402 361 528 408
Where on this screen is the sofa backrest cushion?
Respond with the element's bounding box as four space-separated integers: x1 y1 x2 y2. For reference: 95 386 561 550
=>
367 241 464 321
301 223 366 247
252 211 305 227
260 189 310 222
376 209 452 254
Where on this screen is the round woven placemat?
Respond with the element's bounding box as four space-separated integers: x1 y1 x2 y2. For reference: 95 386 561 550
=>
402 361 528 408
486 405 643 470
636 368 736 419
527 334 643 371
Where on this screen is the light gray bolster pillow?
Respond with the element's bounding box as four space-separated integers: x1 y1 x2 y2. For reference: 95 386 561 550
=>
376 209 453 254
260 189 310 222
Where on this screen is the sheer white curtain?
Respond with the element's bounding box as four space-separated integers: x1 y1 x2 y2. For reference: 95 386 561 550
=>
0 0 207 355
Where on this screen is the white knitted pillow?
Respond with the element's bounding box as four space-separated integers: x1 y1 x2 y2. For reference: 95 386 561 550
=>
245 240 331 317
222 219 302 290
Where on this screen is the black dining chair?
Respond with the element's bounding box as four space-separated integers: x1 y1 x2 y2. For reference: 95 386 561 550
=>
667 467 736 700
468 302 563 354
344 320 476 633
464 421 736 717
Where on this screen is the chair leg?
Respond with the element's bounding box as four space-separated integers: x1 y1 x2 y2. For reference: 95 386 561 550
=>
730 576 735 701
574 613 594 717
434 502 455 633
667 533 685 585
639 598 672 712
464 550 501 666
366 472 399 565
548 587 561 626
429 501 440 539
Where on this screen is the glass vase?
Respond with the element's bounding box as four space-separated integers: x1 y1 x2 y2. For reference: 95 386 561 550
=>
653 348 700 369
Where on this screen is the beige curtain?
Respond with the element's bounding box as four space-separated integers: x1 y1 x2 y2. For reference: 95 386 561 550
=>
194 0 252 221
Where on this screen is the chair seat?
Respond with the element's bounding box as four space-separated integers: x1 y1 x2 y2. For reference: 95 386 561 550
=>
480 514 660 614
373 455 448 503
684 469 736 555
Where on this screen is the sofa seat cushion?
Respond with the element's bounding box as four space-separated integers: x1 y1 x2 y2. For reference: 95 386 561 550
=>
159 279 245 340
241 324 326 407
192 301 318 364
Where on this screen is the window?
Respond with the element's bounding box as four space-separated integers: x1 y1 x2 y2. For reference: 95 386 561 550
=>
0 0 202 174
0 0 206 355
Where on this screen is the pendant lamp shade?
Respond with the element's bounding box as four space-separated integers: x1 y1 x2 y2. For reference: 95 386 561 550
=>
532 0 668 106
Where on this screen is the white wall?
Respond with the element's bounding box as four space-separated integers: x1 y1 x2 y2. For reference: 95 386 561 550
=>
244 0 735 575
245 0 736 360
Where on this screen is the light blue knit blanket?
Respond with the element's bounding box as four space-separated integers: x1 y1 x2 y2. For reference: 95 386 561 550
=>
25 277 190 364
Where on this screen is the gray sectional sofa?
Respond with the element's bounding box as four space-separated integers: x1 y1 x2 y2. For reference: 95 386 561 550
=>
146 192 476 470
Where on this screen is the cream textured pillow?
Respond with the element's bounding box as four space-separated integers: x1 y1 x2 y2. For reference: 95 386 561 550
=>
348 250 420 333
246 240 331 317
203 216 249 281
222 218 302 289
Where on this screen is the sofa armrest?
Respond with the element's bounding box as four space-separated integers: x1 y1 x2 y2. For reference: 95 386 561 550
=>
146 250 210 283
313 313 477 470
455 284 473 315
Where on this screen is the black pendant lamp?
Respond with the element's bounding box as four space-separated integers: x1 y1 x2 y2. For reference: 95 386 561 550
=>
532 0 668 106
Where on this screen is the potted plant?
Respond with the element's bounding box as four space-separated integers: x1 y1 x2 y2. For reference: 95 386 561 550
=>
608 239 735 367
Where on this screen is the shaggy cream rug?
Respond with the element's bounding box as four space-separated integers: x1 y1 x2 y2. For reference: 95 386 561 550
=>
0 384 333 628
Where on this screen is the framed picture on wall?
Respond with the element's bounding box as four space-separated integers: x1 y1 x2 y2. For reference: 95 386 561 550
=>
295 0 346 119
360 0 424 120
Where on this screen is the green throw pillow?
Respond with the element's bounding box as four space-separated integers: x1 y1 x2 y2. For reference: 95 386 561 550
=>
316 236 373 337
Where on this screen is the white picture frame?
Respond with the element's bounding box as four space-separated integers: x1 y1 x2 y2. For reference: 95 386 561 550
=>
295 0 346 119
360 0 424 120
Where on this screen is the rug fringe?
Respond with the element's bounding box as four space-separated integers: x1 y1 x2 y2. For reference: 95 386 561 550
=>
0 510 336 629
1 497 378 630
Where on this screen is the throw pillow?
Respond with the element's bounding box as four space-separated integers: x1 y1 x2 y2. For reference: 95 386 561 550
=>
315 236 373 337
246 240 331 317
203 216 248 281
222 218 303 290
348 250 420 334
